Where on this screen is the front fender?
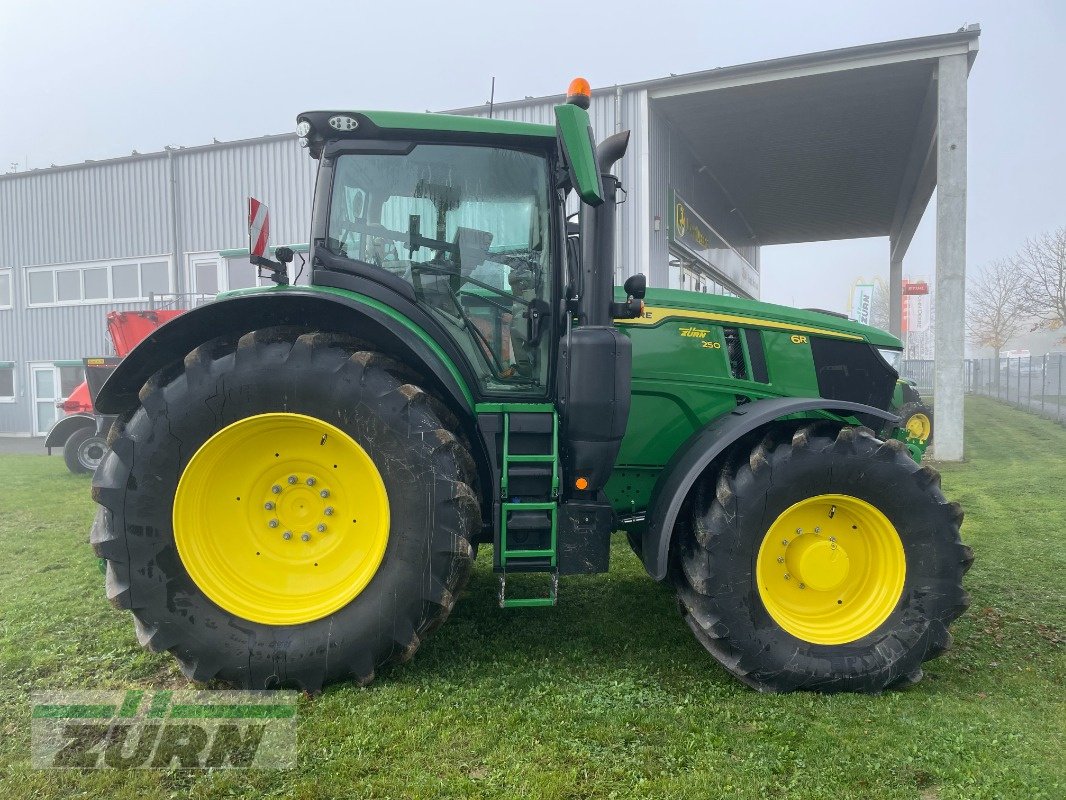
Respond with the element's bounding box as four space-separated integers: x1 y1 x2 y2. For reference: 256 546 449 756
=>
44 414 96 449
95 287 475 416
640 397 900 581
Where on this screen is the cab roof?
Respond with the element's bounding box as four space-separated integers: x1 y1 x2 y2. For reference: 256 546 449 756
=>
297 110 556 157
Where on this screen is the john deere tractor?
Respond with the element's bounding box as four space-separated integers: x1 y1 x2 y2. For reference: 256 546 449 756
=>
91 80 971 693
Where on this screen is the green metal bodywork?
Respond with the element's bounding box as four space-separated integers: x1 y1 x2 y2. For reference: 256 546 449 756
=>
605 288 903 515
358 110 555 140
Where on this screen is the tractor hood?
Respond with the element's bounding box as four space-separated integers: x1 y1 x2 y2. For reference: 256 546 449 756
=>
621 287 902 348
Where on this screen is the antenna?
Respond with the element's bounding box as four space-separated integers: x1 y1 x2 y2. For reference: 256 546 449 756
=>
488 76 495 118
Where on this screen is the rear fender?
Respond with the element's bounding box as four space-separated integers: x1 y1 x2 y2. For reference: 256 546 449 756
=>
95 288 474 417
44 414 96 450
639 397 900 581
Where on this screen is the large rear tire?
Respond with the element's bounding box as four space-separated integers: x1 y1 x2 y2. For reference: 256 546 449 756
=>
674 423 972 693
91 328 479 691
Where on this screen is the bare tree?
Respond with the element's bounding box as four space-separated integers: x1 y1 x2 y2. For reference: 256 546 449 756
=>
869 280 890 333
966 259 1028 389
1016 227 1066 334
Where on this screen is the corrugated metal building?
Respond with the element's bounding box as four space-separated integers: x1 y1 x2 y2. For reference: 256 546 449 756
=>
0 28 977 444
0 135 317 435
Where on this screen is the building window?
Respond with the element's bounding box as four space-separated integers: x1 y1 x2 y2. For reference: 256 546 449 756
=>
187 253 292 299
58 364 84 398
0 270 11 309
0 362 14 401
24 257 173 307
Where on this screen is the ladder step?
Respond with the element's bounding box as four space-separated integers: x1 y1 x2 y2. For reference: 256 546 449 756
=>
501 553 554 567
502 597 556 609
506 510 553 531
498 572 557 608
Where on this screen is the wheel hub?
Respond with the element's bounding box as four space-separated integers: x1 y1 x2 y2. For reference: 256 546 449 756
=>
786 536 850 592
905 412 931 442
756 494 906 645
273 481 327 531
173 413 390 626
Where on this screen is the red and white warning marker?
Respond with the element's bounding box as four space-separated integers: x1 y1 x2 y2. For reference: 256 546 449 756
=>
248 197 271 260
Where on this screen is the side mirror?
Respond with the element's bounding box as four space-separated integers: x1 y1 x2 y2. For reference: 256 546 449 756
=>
623 273 647 300
553 103 603 206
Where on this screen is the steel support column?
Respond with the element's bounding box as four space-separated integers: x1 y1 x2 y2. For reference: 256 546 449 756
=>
932 54 968 461
889 243 903 339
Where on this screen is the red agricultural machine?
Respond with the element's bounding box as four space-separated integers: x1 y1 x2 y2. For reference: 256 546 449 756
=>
45 310 184 473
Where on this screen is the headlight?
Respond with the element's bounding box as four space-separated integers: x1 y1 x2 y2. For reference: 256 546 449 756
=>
296 120 312 137
877 348 902 371
328 115 359 132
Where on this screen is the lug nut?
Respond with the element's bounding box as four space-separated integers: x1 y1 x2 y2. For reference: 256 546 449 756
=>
777 556 784 564
271 485 281 494
781 539 789 546
306 477 317 486
814 526 821 533
264 501 274 510
316 523 326 533
799 583 806 590
829 536 837 543
268 519 279 528
783 573 791 581
287 475 298 485
301 532 311 542
319 489 330 498
324 506 334 516
795 528 802 534
282 531 292 540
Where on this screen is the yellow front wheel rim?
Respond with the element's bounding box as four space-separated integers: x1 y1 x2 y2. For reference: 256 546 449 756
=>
173 413 390 626
756 494 906 645
905 412 932 442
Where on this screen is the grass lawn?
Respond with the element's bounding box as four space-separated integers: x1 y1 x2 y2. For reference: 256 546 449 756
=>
0 396 1062 799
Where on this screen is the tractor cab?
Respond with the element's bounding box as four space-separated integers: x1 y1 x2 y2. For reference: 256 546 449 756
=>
305 127 557 394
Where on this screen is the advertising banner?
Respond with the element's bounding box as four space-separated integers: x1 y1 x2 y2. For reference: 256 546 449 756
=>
669 191 759 297
851 283 874 325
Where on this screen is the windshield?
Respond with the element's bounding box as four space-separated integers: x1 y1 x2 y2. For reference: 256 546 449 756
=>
326 145 552 394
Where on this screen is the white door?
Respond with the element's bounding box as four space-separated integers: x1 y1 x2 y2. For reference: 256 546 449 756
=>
31 364 58 436
188 254 223 300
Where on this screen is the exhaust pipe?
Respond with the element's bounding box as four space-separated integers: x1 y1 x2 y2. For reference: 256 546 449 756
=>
579 131 630 327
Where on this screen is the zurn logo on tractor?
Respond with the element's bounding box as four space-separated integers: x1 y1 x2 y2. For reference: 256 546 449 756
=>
31 690 296 769
88 76 971 695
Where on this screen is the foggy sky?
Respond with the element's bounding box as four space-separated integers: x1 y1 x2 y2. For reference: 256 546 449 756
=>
1 0 1063 320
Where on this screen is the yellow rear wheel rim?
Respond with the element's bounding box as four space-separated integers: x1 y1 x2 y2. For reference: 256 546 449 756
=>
905 412 932 442
173 413 390 626
756 494 906 645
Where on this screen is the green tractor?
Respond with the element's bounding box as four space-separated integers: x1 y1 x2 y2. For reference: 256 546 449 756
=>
91 80 971 694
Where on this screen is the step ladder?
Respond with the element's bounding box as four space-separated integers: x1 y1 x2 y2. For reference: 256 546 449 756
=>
496 404 559 608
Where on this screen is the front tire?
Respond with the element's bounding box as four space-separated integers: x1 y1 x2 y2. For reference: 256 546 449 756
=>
899 401 934 444
91 328 479 690
674 423 972 693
